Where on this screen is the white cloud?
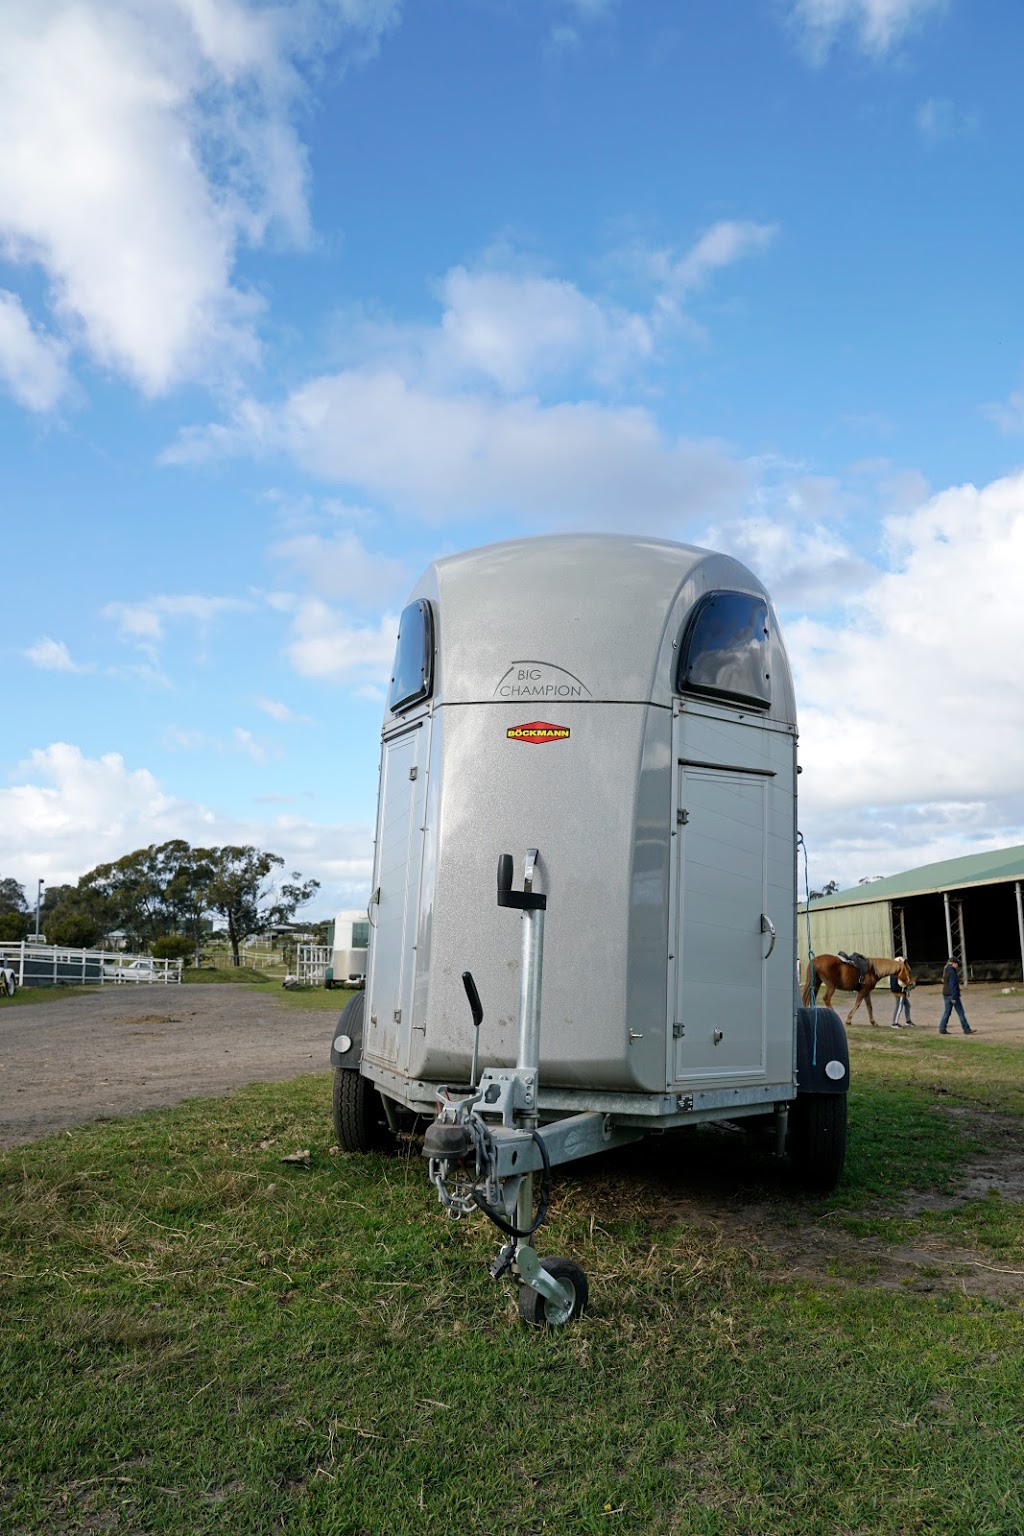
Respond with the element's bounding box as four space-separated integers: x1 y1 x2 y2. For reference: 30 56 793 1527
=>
165 232 776 514
982 387 1024 436
787 0 946 59
284 600 399 684
1 741 372 909
561 0 616 16
546 0 616 52
23 637 85 672
433 266 654 393
168 369 748 528
271 528 410 608
791 472 1024 882
103 593 252 662
0 290 69 410
253 696 314 724
233 727 273 762
916 96 977 145
640 221 778 310
0 0 399 400
429 230 774 389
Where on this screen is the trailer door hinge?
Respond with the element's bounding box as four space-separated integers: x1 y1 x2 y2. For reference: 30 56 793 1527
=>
676 808 689 826
393 1009 402 1024
672 1022 685 1039
409 766 418 780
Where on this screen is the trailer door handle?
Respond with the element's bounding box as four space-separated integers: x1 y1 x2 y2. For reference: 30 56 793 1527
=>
760 913 776 959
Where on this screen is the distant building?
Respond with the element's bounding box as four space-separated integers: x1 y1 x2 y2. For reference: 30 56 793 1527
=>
799 844 1024 983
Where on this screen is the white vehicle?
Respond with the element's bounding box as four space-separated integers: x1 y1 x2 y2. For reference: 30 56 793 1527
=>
103 958 158 983
326 910 369 990
330 534 849 1325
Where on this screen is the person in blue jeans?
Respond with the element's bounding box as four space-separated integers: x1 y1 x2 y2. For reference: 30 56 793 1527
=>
938 958 974 1034
890 971 914 1027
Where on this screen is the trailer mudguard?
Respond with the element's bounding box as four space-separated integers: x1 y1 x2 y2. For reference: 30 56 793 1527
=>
794 1005 849 1096
330 991 365 1069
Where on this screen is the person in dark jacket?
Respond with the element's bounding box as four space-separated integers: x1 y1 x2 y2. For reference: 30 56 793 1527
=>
890 971 914 1027
938 958 974 1035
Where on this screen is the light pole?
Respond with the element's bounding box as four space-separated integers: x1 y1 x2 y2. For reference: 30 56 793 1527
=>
35 879 44 940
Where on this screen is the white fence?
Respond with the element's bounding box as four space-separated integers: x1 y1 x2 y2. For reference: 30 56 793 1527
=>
0 941 182 988
295 943 331 986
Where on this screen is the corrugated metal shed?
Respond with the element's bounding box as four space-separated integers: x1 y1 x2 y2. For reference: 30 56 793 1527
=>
798 904 891 964
798 843 1024 981
801 843 1024 912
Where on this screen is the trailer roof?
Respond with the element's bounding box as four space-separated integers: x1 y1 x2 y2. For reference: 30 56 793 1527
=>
411 534 797 721
800 843 1024 911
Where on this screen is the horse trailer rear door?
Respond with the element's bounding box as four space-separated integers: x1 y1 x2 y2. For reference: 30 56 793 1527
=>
364 721 429 1070
672 757 769 1083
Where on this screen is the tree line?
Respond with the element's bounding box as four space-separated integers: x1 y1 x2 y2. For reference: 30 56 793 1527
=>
0 843 320 967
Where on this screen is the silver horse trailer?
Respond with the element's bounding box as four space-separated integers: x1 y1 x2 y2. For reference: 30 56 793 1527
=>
330 534 848 1324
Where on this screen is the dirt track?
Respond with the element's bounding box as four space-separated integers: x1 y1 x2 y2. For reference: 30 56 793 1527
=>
824 978 1024 1038
0 983 342 1150
2 981 1023 1153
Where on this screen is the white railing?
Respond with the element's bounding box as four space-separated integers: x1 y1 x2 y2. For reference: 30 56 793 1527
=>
0 941 183 988
295 943 331 986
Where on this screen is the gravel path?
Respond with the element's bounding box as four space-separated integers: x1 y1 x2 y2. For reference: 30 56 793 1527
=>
0 984 340 1149
1 979 1021 1152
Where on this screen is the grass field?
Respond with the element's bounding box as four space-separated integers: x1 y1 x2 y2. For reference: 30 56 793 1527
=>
2 1031 1023 1535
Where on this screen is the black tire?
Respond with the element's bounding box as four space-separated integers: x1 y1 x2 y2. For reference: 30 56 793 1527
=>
332 1069 396 1153
788 1093 847 1192
517 1257 589 1327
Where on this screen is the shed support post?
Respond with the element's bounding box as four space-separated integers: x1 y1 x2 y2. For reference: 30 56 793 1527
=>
892 904 907 959
943 892 953 965
1016 881 1024 985
956 900 968 981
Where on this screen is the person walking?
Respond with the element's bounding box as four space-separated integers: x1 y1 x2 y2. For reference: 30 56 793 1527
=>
890 972 914 1027
938 957 974 1035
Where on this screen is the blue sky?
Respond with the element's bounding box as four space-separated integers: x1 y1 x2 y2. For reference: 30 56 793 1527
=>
3 0 1024 916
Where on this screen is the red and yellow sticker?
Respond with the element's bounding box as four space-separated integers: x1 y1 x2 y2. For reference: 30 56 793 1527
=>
507 720 570 745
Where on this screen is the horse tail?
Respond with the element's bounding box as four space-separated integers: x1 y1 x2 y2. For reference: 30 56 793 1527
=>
800 963 814 1006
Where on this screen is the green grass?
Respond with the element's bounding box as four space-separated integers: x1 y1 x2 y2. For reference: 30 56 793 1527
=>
2 1034 1023 1535
272 983 362 1012
181 966 273 985
1 983 99 1006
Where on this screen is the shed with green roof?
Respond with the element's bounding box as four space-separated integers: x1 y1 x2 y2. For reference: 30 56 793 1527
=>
798 844 1024 983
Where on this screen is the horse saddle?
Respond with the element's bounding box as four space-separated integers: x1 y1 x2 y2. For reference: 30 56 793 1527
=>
837 950 875 985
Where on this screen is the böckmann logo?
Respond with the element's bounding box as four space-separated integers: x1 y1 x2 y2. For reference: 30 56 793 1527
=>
507 721 571 745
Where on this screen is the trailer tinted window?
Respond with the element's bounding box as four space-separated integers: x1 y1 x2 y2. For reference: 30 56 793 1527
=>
387 599 434 713
677 592 771 708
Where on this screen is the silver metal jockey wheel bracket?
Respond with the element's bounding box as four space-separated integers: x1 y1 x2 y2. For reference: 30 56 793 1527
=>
419 849 589 1326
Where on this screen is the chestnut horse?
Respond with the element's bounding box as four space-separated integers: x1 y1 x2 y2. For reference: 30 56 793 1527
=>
801 953 914 1027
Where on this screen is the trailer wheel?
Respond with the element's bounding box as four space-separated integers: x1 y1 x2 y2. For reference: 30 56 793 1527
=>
788 1093 847 1192
332 1069 396 1153
517 1258 589 1327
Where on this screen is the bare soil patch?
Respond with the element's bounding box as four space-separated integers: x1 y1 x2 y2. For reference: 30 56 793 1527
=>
0 983 338 1149
839 977 1024 1038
